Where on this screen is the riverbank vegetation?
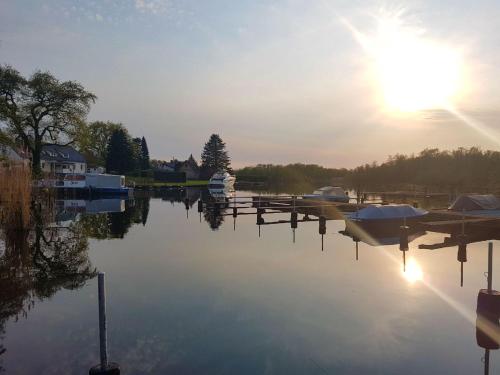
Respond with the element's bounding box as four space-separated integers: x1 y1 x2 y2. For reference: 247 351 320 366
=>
236 164 347 189
0 163 31 230
346 147 500 193
237 147 500 194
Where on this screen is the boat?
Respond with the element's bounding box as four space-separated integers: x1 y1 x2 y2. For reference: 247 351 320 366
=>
53 173 133 196
347 204 428 223
85 173 132 196
303 186 349 203
341 220 426 246
208 171 236 189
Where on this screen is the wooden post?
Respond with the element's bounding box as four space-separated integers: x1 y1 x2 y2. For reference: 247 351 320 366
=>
487 242 493 293
98 273 108 369
90 273 120 374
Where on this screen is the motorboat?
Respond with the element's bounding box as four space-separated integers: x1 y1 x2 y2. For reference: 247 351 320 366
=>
303 186 349 203
208 171 236 189
208 187 235 201
347 204 428 223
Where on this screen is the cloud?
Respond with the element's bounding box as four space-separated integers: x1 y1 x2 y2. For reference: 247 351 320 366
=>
95 14 103 22
134 0 169 14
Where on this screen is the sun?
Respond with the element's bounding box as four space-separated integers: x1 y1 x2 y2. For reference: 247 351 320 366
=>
346 11 464 112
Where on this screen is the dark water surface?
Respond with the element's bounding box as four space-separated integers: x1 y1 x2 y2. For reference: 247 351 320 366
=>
0 189 499 374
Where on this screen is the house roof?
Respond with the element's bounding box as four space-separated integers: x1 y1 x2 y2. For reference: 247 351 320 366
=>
41 144 86 163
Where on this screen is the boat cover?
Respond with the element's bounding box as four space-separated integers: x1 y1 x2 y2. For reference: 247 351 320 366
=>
349 204 428 220
449 194 500 211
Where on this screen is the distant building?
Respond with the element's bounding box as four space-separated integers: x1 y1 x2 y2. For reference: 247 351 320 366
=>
177 154 200 179
40 144 87 174
154 160 176 172
152 155 200 180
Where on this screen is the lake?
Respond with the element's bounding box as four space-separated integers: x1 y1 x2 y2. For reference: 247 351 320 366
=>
0 188 499 374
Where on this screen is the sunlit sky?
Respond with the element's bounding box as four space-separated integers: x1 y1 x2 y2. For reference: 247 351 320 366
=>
1 0 500 168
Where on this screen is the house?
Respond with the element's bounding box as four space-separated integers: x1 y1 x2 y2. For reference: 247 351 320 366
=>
177 155 200 179
152 155 200 180
40 144 87 174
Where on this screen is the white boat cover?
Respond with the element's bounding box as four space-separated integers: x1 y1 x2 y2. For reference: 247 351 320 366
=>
349 204 428 220
449 194 500 211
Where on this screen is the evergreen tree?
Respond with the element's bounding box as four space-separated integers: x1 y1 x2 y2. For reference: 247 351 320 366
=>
132 137 142 171
141 137 150 170
105 129 135 174
200 134 231 178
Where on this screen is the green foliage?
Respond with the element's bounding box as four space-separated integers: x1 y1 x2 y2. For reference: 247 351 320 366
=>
236 163 348 192
0 65 96 175
201 134 231 177
345 147 500 192
140 137 150 170
75 121 123 167
0 130 13 147
105 129 135 174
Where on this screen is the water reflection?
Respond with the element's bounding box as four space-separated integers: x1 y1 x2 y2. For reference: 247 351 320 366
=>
2 190 500 373
0 197 153 373
0 203 97 372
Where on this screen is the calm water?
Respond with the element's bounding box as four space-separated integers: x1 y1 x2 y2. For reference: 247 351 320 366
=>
0 189 499 374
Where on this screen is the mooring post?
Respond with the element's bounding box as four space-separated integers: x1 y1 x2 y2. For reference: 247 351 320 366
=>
90 272 120 375
488 242 493 293
98 273 108 368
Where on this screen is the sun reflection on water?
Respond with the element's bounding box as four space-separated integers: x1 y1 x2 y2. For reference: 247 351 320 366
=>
403 258 423 283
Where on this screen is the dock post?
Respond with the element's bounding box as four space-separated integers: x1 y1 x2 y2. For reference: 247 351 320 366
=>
89 273 120 375
457 235 467 287
319 216 326 251
197 200 203 222
488 242 493 293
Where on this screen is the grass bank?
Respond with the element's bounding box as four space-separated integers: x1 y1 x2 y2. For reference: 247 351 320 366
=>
126 176 208 188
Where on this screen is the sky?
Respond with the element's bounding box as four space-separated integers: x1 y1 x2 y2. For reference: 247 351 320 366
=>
1 0 500 168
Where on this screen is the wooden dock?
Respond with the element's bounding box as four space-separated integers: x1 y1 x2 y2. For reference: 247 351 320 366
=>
203 195 500 231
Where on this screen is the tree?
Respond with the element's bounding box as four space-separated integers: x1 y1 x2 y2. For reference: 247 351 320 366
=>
132 137 142 171
75 121 123 167
0 129 13 146
200 134 231 178
0 65 96 175
105 129 135 174
140 137 150 170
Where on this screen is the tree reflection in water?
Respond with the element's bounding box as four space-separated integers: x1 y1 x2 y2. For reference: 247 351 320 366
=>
0 203 97 372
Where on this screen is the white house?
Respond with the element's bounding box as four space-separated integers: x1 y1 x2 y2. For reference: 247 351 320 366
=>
40 144 87 174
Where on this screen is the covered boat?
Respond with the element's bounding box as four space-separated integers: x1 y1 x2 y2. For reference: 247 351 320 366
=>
449 194 500 211
303 186 349 203
348 204 428 222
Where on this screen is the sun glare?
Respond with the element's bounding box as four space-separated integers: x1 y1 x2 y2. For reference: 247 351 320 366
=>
347 11 464 112
403 258 423 283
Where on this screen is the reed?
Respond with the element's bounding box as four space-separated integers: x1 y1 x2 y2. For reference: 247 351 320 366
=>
0 162 32 230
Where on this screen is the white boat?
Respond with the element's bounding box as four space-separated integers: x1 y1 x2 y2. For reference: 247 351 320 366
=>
53 173 132 196
303 186 349 203
208 171 236 189
208 188 235 200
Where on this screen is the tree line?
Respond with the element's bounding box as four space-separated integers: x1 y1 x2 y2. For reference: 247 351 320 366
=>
345 147 500 193
236 163 348 186
0 65 150 176
236 148 500 194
